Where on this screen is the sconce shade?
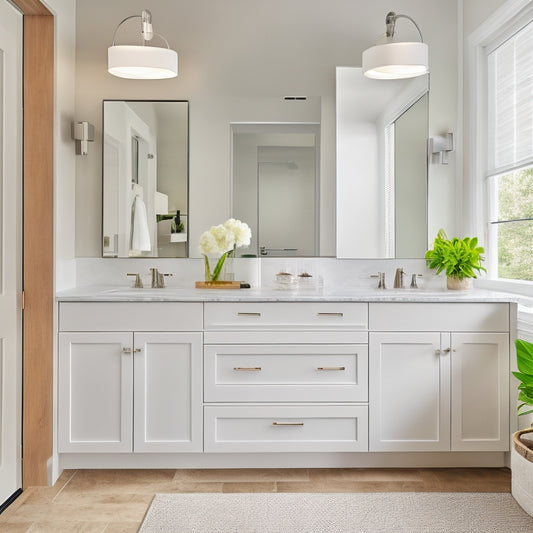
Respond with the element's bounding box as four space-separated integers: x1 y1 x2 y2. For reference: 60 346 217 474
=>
363 42 428 79
108 45 178 79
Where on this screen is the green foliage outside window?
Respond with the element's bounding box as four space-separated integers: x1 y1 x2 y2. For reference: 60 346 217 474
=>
496 168 533 281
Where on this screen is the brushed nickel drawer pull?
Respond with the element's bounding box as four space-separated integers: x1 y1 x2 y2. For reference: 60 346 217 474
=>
317 366 346 371
233 367 262 371
272 422 304 427
237 312 262 317
317 312 344 317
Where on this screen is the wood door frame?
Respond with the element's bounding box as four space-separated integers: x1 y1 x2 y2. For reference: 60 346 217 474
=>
11 0 54 487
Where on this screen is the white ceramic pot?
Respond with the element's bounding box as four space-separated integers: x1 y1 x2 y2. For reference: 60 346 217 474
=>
446 276 473 290
512 429 533 517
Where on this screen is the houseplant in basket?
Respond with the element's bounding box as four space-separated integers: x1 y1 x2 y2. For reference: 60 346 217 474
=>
512 338 533 516
425 229 486 290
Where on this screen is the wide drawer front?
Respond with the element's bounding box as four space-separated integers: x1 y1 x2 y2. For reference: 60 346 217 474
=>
369 303 509 332
204 302 368 330
204 405 368 452
59 302 203 331
204 344 368 402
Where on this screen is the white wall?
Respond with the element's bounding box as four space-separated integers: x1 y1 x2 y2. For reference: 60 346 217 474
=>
73 0 459 260
49 0 77 291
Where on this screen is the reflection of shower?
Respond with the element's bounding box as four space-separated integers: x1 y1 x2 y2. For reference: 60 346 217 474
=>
258 161 298 170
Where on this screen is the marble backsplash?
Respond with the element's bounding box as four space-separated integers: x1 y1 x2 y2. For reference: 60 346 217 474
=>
72 257 444 292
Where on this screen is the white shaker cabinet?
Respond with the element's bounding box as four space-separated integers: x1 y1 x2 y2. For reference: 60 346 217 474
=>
369 332 450 452
203 302 369 453
58 303 203 454
58 331 133 453
369 303 510 453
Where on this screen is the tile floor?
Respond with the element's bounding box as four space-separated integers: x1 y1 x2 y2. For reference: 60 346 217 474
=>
0 467 511 532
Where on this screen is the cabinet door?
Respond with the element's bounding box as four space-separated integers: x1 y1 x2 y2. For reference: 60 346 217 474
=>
451 332 509 451
58 332 133 453
369 332 450 452
134 332 203 452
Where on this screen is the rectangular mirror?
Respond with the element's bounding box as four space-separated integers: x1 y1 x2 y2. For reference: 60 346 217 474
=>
336 67 429 258
231 123 320 257
102 100 189 258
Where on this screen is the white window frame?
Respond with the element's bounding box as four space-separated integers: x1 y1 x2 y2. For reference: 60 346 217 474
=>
468 0 533 296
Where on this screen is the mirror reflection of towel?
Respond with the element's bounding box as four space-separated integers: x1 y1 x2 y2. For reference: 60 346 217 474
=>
131 195 151 252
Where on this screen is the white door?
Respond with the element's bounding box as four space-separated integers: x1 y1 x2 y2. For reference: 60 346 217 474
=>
451 332 509 451
369 332 450 452
58 332 134 453
0 0 22 506
134 332 202 452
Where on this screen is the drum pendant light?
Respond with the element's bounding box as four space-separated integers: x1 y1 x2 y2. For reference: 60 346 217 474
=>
108 9 178 80
362 12 428 80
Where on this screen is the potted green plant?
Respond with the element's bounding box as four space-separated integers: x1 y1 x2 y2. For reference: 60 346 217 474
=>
424 229 486 290
512 339 533 516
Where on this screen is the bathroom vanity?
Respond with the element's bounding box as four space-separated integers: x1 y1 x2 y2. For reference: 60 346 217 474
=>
56 288 513 469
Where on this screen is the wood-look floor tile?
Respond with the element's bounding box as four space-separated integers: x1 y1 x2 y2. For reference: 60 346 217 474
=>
27 522 108 532
308 468 425 482
102 523 140 533
4 498 150 524
0 522 32 532
170 482 224 493
222 482 277 493
425 468 511 492
173 468 309 482
276 480 429 493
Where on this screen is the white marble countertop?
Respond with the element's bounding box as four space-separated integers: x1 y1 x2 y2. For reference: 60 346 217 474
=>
55 284 518 303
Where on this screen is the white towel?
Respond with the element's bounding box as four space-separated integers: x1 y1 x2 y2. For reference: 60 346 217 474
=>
131 195 151 252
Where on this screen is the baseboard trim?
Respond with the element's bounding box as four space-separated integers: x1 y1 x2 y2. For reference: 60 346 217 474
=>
59 451 507 470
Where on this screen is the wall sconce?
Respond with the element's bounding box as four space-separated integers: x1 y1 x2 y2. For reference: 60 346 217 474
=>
362 12 429 80
108 9 178 79
428 133 454 165
71 121 94 155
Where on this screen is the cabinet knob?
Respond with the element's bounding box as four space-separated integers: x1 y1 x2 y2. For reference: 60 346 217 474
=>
443 347 451 353
435 349 441 355
122 347 132 354
134 348 142 353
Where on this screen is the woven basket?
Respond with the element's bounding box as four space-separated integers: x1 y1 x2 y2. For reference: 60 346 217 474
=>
513 429 533 462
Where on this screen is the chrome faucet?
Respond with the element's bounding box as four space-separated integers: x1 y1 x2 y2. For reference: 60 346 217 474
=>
393 268 405 289
150 268 172 288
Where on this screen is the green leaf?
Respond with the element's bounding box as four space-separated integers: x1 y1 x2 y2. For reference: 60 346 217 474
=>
516 339 533 375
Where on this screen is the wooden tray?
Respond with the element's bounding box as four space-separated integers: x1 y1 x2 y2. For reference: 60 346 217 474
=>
195 281 241 289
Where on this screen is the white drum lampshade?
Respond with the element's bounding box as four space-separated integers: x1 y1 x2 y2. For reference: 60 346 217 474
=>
108 45 178 79
108 9 178 80
362 41 428 80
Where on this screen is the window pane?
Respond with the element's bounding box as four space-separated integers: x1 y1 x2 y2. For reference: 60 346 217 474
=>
495 167 533 221
497 219 533 280
487 19 533 171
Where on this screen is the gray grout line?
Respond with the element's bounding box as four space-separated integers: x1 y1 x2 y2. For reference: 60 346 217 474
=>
51 469 79 503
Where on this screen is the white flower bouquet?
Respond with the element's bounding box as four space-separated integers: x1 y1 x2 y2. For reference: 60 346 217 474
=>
199 218 251 281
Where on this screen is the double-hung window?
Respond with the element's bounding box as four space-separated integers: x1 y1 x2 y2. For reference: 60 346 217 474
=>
485 17 533 282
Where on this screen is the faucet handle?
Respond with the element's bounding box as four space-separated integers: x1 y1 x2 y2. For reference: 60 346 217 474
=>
126 273 143 288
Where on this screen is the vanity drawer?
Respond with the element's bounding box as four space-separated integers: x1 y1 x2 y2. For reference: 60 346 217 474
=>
369 303 509 332
204 344 368 402
204 302 368 330
59 302 203 332
204 405 368 452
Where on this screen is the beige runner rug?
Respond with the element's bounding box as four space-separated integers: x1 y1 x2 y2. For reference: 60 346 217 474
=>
138 492 533 532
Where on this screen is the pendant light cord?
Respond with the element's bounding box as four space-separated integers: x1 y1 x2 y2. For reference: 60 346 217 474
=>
386 12 424 43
